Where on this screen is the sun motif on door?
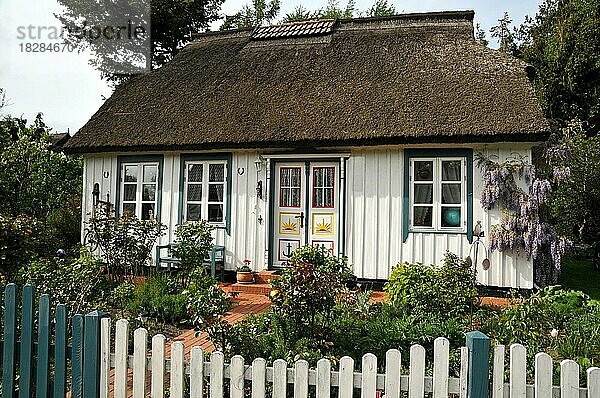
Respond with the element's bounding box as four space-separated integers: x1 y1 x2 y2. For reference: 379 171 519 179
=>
312 213 334 235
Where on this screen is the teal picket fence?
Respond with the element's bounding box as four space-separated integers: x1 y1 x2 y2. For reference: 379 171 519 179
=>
0 283 104 398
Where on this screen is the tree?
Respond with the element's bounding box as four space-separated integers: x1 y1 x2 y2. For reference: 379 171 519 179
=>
506 0 600 128
316 0 356 20
366 0 396 17
221 0 281 30
57 0 225 84
0 114 83 278
548 121 600 242
475 23 488 47
522 0 600 128
490 12 519 56
285 6 316 22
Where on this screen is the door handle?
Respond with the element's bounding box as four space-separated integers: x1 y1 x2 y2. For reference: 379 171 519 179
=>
295 212 304 228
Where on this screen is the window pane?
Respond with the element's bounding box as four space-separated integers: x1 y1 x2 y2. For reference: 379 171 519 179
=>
209 184 224 202
442 161 461 181
325 168 334 186
141 203 155 220
123 184 136 201
280 188 290 206
187 184 202 202
143 165 157 182
414 161 433 181
442 184 461 204
324 188 333 207
188 164 203 183
208 204 223 222
291 188 300 207
142 184 156 201
290 169 300 187
314 189 323 207
413 185 433 204
441 207 461 227
280 169 290 186
123 203 136 215
314 169 323 187
124 165 138 182
209 164 225 182
413 206 433 227
187 204 201 221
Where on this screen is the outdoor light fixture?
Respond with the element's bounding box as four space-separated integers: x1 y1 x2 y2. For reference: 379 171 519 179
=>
254 154 265 172
254 155 265 199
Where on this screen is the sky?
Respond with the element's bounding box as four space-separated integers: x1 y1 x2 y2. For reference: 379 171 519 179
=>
0 0 543 134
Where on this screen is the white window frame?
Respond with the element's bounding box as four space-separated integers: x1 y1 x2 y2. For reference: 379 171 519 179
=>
183 160 228 226
409 157 467 233
120 162 160 220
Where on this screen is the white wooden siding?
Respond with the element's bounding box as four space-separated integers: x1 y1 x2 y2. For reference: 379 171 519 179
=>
82 151 267 271
82 143 534 288
345 144 533 288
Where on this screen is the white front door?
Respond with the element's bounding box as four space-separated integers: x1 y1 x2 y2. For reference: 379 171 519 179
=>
272 161 340 267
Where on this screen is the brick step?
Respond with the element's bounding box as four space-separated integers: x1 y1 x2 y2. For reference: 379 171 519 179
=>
253 270 281 284
222 283 273 296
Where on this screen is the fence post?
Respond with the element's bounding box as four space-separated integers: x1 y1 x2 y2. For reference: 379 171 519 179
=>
466 331 490 398
83 310 109 398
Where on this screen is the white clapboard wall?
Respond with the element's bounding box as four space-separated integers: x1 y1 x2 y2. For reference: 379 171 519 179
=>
100 318 600 398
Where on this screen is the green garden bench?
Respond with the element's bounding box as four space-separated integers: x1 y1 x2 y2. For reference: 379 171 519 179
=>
155 243 225 280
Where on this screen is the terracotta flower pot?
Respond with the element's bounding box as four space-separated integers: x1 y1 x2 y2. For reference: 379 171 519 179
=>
236 271 254 283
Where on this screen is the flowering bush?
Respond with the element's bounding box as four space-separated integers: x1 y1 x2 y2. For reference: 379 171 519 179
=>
476 151 570 286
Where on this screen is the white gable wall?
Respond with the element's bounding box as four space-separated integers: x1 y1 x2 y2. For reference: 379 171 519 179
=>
81 143 534 289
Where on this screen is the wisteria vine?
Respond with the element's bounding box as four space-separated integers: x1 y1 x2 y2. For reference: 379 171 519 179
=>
476 150 571 286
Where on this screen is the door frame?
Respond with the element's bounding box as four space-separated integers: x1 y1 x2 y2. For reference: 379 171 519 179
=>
265 154 349 270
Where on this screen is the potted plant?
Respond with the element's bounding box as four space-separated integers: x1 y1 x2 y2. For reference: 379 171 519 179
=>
236 260 254 283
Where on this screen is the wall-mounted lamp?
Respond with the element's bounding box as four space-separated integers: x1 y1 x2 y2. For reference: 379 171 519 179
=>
254 155 265 172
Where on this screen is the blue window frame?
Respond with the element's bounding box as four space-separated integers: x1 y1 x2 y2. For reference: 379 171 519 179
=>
178 153 233 234
116 155 164 220
403 149 474 243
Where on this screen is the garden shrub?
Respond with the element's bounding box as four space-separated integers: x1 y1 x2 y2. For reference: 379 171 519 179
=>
483 286 600 381
185 267 233 326
19 247 109 317
172 221 214 280
128 275 188 325
384 252 477 317
85 211 166 279
269 246 352 336
109 281 135 317
0 214 42 281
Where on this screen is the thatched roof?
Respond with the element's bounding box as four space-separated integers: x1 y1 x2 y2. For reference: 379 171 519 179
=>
65 11 550 154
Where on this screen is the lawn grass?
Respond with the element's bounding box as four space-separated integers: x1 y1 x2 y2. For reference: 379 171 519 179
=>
558 254 600 300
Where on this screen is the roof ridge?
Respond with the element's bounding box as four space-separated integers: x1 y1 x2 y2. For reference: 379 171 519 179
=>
192 10 475 41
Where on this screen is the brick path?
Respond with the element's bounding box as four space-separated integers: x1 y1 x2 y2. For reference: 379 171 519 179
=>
167 290 271 357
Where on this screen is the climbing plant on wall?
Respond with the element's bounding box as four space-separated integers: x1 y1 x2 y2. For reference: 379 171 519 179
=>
476 147 571 287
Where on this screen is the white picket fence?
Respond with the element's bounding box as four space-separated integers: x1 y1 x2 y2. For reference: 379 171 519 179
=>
99 318 600 398
490 344 599 398
99 318 468 398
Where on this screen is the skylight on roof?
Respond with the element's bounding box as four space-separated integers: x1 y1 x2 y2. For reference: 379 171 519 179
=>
251 20 336 40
